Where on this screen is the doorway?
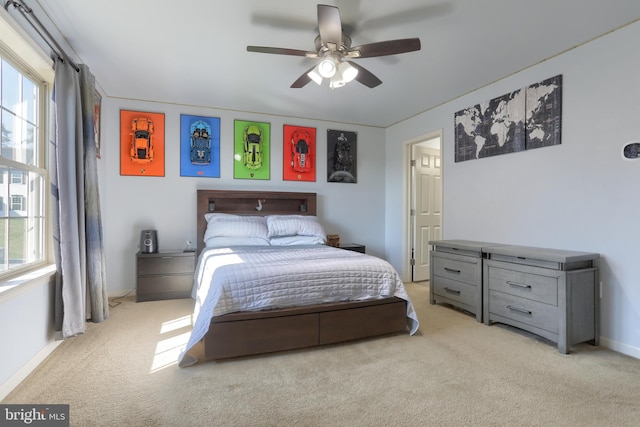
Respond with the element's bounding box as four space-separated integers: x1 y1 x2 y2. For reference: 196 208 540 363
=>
408 134 442 282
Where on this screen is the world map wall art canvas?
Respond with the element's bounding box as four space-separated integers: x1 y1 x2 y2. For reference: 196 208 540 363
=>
454 75 562 162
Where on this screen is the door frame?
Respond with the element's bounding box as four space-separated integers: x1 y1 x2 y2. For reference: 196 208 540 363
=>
404 129 444 282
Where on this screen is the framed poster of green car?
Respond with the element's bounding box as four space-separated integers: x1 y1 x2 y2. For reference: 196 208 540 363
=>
234 120 270 180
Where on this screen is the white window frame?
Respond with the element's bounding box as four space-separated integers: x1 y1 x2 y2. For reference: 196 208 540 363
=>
9 195 24 211
10 170 25 184
0 8 54 283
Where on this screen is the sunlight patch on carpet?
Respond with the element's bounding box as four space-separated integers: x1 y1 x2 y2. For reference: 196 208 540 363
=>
159 314 192 334
150 315 193 373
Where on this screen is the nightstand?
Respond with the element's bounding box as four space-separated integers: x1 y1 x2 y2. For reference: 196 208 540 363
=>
136 250 196 302
429 240 488 322
339 243 366 253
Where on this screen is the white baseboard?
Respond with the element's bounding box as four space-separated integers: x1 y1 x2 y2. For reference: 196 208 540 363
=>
0 340 62 401
108 288 135 299
599 336 640 360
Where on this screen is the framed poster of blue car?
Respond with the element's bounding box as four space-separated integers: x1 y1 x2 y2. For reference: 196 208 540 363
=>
233 119 270 180
180 114 220 177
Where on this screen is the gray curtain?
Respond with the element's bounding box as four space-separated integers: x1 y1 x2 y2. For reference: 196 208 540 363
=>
50 59 108 338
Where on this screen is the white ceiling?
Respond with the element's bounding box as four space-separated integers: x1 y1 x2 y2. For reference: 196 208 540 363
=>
27 0 640 127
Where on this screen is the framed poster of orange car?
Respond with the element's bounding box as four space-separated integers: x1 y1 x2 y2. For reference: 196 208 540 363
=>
120 109 165 176
283 125 316 182
233 119 270 180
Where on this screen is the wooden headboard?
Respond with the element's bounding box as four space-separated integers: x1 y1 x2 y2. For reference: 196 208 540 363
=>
196 189 317 255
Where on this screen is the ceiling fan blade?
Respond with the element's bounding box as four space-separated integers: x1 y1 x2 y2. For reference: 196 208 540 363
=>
347 61 382 88
317 4 342 49
290 66 317 88
247 46 311 57
349 38 421 58
360 3 453 31
250 12 316 32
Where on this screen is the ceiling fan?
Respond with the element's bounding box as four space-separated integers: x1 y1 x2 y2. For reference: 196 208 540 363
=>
247 4 421 89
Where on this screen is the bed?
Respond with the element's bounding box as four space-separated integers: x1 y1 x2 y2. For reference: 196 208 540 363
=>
178 189 419 366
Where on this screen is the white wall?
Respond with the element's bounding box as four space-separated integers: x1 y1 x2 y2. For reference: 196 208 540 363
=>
0 272 58 399
99 99 387 296
385 21 640 358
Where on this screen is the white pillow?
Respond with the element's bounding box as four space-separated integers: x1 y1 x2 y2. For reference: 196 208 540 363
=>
269 235 326 246
203 213 268 243
205 236 270 248
266 215 326 239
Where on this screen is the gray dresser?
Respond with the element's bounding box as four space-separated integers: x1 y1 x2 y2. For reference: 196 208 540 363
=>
136 251 196 302
482 245 599 354
429 240 499 322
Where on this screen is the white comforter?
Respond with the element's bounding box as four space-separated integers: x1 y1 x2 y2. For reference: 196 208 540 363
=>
178 245 419 366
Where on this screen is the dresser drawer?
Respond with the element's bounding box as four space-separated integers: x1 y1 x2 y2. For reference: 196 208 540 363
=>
433 246 479 258
489 254 561 270
432 254 479 285
487 266 558 306
432 276 476 308
489 291 558 334
137 254 194 276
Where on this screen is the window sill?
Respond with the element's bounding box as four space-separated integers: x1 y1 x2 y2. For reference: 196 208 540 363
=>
0 264 56 303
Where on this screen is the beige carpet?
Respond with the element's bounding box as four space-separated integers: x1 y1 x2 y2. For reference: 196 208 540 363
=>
4 282 640 426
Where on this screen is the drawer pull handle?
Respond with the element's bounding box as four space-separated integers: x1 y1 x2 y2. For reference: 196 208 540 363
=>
507 281 532 290
161 256 174 259
444 287 461 296
444 267 461 274
507 305 532 316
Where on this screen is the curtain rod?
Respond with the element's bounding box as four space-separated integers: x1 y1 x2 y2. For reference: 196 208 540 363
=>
4 0 80 72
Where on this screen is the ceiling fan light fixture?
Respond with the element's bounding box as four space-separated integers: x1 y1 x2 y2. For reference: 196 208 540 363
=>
329 72 345 89
307 67 323 85
247 4 421 90
329 78 346 89
318 58 337 78
338 62 358 83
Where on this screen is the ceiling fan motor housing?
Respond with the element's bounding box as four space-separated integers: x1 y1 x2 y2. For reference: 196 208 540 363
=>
314 34 354 57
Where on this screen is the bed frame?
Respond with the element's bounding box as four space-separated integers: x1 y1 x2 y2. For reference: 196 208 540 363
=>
196 189 408 360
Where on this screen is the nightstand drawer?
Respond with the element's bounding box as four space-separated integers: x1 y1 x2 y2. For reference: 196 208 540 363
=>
137 254 194 276
432 254 479 285
432 276 476 308
137 275 193 297
489 291 558 334
136 251 196 302
339 243 365 253
487 266 558 306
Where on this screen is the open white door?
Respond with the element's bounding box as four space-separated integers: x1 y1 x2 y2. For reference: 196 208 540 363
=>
411 141 441 282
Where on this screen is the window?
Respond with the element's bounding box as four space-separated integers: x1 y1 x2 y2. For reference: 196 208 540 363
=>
0 48 49 276
10 169 25 184
10 194 24 211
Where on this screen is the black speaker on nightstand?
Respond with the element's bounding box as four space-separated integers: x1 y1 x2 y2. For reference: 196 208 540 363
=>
140 230 158 253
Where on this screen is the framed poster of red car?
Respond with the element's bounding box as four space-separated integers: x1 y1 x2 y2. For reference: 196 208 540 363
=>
120 109 165 176
283 125 316 182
